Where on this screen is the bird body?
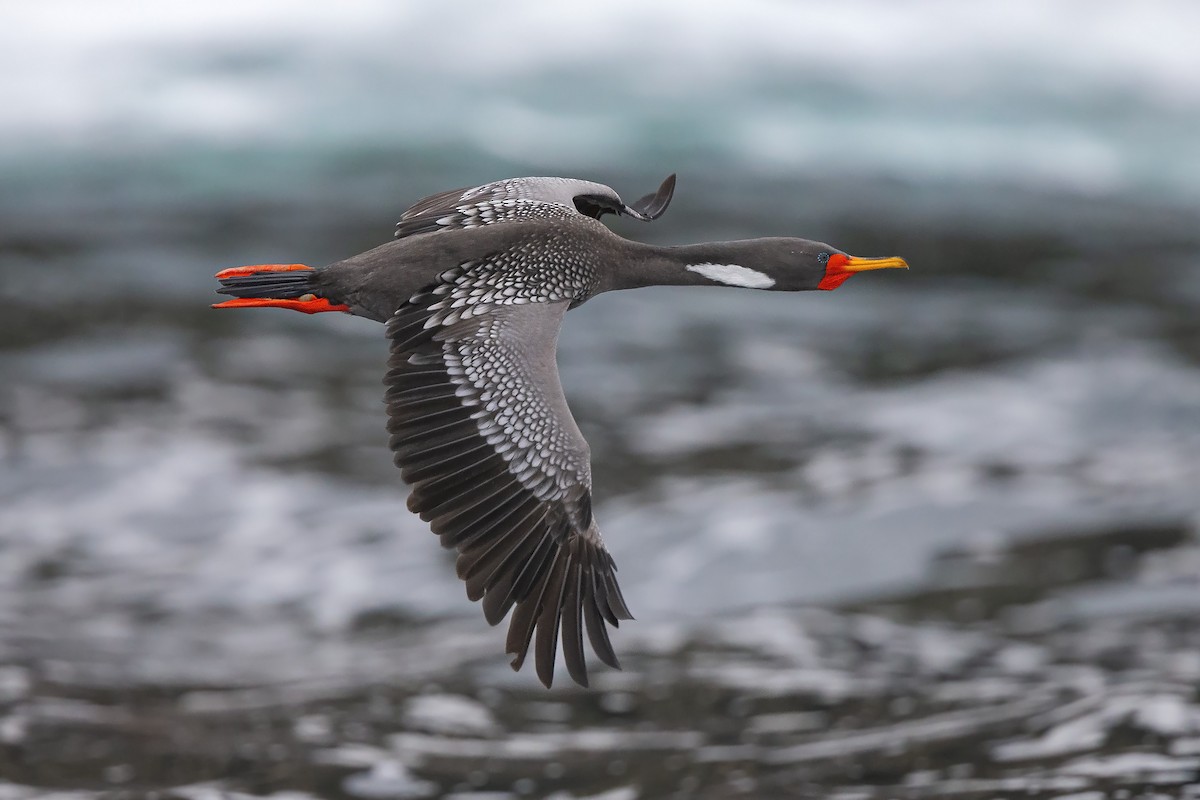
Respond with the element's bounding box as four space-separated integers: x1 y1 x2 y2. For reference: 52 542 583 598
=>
213 173 907 687
319 219 615 322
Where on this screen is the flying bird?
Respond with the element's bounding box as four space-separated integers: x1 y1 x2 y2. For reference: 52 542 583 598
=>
213 173 907 687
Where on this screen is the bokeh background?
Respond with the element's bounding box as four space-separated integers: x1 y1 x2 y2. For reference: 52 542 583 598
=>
2 2 1200 797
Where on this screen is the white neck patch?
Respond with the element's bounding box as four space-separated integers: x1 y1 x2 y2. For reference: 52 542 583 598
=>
685 262 775 289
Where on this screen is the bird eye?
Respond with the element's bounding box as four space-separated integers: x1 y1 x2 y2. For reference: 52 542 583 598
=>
817 252 830 264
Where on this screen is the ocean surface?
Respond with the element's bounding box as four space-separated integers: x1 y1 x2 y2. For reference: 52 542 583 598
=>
2 2 1199 797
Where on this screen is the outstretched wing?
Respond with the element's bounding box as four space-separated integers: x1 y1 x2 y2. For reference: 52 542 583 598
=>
394 174 676 240
385 271 632 687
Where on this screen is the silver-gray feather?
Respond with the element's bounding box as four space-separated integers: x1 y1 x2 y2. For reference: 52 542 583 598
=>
402 177 624 219
394 175 674 240
385 254 630 688
440 303 591 500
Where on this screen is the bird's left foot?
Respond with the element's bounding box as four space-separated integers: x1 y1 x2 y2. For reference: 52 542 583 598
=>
212 295 349 313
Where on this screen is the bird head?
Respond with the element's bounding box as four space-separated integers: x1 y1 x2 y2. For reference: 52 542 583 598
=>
683 238 908 291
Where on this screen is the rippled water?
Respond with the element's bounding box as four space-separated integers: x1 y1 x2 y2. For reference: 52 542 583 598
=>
2 2 1200 796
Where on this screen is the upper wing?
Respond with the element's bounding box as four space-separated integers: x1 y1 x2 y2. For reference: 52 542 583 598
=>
385 271 632 687
394 174 676 240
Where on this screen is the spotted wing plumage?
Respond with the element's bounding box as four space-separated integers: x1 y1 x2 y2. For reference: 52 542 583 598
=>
398 177 572 220
385 269 632 687
394 175 676 240
394 196 581 241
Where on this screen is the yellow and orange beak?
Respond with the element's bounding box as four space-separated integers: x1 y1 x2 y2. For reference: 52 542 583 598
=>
819 254 909 291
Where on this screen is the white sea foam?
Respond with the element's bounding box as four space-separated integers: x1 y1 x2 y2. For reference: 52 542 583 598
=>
403 695 499 737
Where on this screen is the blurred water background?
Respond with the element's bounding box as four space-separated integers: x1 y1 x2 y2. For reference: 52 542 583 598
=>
2 1 1200 797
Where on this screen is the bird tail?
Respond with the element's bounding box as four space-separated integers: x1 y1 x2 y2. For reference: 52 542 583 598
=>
212 264 349 314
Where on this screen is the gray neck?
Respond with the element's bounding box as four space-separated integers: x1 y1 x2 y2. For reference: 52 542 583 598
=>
601 239 783 294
